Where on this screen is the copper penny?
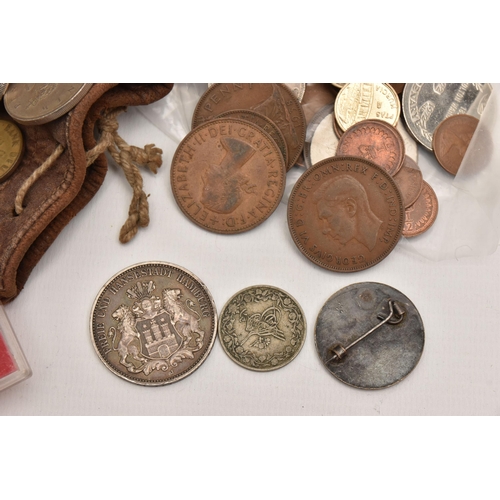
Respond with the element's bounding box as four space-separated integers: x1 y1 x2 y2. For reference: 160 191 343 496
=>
393 156 423 208
4 83 93 126
432 114 479 175
288 156 404 272
0 120 24 182
192 83 306 169
171 118 285 234
403 181 438 237
216 109 288 168
336 119 405 176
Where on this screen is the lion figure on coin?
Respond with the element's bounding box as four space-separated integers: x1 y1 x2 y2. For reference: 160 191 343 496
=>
109 304 147 373
162 288 204 348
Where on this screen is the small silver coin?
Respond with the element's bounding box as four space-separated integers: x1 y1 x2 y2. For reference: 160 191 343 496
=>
219 285 306 371
402 83 492 150
315 282 424 389
91 262 217 386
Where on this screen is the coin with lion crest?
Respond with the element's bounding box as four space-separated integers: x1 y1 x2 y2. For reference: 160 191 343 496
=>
90 262 217 386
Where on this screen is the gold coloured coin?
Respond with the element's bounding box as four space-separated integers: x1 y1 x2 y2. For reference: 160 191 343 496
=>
335 83 400 132
4 83 93 126
0 120 24 182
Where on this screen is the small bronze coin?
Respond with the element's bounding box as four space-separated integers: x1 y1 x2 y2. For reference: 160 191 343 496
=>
0 120 24 182
393 156 423 208
219 285 306 372
336 119 405 176
402 181 438 238
216 109 288 168
315 282 424 389
90 262 218 386
288 156 404 272
4 83 93 126
432 114 479 175
192 83 306 168
171 118 285 234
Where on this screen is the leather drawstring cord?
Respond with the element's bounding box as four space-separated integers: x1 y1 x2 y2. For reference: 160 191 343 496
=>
14 107 163 243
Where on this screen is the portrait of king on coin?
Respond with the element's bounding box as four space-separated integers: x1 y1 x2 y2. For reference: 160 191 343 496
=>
288 157 404 272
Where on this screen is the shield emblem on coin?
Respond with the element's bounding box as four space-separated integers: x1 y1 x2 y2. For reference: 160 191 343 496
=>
135 311 181 359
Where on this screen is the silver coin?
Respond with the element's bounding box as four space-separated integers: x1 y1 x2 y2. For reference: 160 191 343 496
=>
402 83 492 150
303 104 339 168
219 285 306 371
283 83 306 102
91 262 217 386
396 119 418 162
0 83 8 101
315 282 424 389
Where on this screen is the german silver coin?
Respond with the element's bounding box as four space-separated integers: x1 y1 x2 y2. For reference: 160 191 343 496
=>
402 83 492 150
91 262 218 386
315 282 424 389
219 285 306 371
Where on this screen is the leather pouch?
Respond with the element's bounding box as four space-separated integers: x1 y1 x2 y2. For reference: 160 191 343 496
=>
0 83 173 303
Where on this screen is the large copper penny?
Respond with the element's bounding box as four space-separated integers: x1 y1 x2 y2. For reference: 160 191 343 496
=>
432 114 479 175
4 83 93 126
0 120 24 182
288 156 404 272
90 262 218 386
192 83 306 169
216 109 288 168
171 118 285 234
336 119 405 176
402 181 438 237
335 83 400 132
393 156 423 208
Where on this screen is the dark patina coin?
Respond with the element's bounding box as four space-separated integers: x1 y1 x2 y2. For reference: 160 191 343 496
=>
315 282 424 389
287 156 404 272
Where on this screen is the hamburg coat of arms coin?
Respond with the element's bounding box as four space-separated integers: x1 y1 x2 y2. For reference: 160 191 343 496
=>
91 262 217 386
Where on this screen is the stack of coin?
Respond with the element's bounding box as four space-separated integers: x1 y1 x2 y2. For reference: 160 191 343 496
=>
170 83 307 234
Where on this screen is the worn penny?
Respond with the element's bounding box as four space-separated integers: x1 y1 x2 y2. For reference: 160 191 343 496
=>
192 83 306 169
216 109 288 168
402 181 438 237
432 114 479 175
335 83 400 132
336 119 405 176
288 156 404 272
171 118 285 234
219 285 306 372
90 262 218 386
4 83 93 126
0 120 24 182
393 156 423 208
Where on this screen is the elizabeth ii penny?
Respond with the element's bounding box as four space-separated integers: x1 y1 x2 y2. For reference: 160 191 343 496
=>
335 83 400 132
192 83 306 169
288 156 404 272
432 114 479 175
336 119 405 176
4 83 93 126
392 156 423 208
0 120 24 182
402 181 438 237
216 109 288 168
219 285 306 372
90 262 217 386
171 118 285 234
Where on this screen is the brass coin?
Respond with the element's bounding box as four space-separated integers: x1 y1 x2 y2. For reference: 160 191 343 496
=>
171 118 286 234
4 83 93 126
392 156 423 208
288 156 404 272
192 83 306 169
432 114 479 175
0 120 24 182
219 285 306 372
216 109 288 168
90 262 217 386
402 181 438 237
335 83 400 132
336 119 405 176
